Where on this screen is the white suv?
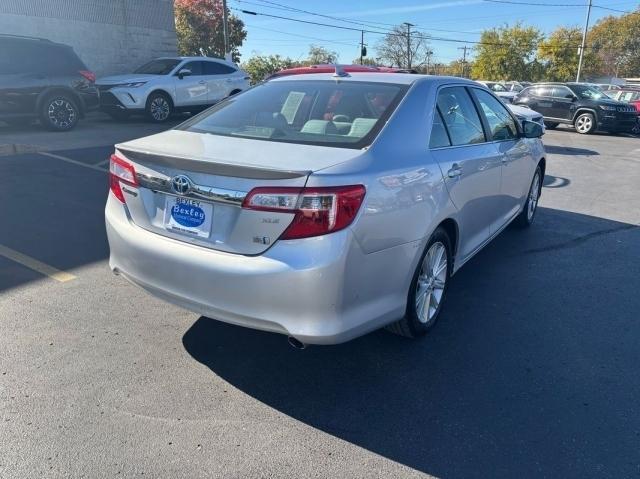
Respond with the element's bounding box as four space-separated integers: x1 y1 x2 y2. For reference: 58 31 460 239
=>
96 57 250 122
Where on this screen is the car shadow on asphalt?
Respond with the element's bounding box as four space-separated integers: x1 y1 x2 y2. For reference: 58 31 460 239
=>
544 145 599 156
182 207 640 478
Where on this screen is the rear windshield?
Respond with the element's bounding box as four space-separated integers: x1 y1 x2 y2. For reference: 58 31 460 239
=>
178 80 408 149
134 59 180 75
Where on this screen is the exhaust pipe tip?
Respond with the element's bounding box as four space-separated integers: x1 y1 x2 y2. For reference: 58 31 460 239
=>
287 336 306 350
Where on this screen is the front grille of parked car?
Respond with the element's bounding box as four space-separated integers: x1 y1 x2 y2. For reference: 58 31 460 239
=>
99 91 121 106
617 106 636 113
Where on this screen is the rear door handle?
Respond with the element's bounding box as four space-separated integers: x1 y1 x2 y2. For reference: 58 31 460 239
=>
198 80 206 84
447 164 462 178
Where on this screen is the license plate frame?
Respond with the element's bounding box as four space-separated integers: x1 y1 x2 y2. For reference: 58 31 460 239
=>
163 195 213 238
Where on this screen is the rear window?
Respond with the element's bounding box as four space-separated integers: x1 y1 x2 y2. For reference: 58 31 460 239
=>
134 59 180 75
178 80 407 149
0 40 85 74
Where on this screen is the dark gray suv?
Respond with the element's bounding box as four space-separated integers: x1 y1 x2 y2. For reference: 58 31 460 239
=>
0 34 99 131
513 82 637 134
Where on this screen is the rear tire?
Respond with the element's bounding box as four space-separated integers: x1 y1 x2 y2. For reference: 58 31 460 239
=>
145 92 173 123
543 121 558 130
574 112 596 134
40 94 79 131
386 227 452 338
515 166 542 228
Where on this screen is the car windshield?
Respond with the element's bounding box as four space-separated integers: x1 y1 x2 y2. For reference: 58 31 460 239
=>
179 80 407 149
489 83 508 92
134 59 180 75
572 84 606 100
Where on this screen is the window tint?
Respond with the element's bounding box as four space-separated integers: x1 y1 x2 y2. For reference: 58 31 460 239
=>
134 59 180 75
203 61 236 75
181 61 204 76
552 86 573 98
473 89 519 141
536 86 553 97
436 87 485 146
179 80 407 149
429 107 451 148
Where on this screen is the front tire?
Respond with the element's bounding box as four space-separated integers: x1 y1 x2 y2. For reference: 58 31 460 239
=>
386 227 451 338
40 94 79 131
515 166 542 228
574 112 596 134
145 92 173 123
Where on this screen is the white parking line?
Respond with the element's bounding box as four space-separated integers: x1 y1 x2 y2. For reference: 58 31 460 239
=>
38 151 107 172
94 158 111 167
0 244 76 283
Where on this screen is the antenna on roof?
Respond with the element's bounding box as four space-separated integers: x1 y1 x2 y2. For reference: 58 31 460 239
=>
332 64 350 78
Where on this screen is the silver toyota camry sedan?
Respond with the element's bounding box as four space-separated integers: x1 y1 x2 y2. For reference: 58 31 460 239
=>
106 71 545 346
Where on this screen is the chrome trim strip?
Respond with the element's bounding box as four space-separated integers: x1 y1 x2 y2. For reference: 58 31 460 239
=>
136 173 247 205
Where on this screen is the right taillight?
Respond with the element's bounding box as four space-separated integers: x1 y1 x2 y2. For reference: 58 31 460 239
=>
243 185 366 239
109 153 137 203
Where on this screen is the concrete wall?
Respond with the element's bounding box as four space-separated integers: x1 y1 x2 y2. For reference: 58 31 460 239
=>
0 0 177 77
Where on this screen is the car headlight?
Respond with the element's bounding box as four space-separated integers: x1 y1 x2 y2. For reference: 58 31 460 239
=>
599 105 617 111
119 82 147 88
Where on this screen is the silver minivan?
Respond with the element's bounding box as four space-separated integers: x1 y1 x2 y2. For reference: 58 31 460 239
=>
106 72 545 346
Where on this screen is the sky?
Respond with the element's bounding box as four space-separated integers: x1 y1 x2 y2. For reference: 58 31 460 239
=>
232 0 640 65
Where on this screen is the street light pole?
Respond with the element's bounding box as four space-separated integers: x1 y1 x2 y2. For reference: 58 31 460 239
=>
360 30 364 65
222 0 230 60
576 0 592 82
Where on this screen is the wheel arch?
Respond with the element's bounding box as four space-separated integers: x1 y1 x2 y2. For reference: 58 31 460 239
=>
437 218 459 265
146 89 175 108
36 87 85 116
571 107 597 123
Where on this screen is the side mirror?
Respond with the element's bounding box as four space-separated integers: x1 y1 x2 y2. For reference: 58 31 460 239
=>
177 68 192 80
522 120 544 138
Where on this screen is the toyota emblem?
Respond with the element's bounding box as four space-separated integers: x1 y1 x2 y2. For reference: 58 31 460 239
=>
171 175 193 195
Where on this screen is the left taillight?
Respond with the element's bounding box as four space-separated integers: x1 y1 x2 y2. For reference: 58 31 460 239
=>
109 154 137 203
79 70 96 83
242 185 366 239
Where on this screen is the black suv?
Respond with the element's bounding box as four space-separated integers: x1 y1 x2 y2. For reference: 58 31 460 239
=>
0 35 99 131
513 82 637 134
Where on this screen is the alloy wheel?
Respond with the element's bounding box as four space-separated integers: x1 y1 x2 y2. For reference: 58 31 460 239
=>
576 115 593 134
415 242 447 324
527 171 541 221
47 99 76 129
150 97 170 121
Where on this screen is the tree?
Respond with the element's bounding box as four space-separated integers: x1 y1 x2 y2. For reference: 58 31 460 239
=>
175 0 247 62
538 27 590 81
376 25 431 69
471 23 543 81
305 45 338 65
352 57 378 66
241 54 300 84
588 8 640 78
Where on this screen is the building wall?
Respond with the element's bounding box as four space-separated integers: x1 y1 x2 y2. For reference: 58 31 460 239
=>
0 0 177 77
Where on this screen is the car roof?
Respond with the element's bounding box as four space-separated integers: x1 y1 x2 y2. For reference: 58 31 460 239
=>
156 56 234 63
268 72 474 86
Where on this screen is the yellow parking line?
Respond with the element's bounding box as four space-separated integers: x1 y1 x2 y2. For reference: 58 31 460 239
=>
0 244 76 283
38 151 107 173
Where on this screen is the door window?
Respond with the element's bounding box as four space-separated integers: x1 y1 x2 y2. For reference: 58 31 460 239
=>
429 107 451 148
551 86 573 99
436 87 485 146
533 86 553 97
472 89 518 141
203 61 236 75
180 61 204 76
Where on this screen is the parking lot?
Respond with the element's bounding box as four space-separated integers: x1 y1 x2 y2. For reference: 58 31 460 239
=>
1 115 639 478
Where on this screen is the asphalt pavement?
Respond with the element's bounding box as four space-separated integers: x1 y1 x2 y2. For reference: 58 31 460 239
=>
1 119 639 478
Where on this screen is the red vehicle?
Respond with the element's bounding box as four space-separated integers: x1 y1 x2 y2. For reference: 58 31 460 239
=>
266 64 416 80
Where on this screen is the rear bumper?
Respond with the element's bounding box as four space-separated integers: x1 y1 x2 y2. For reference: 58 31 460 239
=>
105 194 412 344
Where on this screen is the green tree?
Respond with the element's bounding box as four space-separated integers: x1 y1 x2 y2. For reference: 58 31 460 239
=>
588 8 640 78
175 0 247 62
305 45 339 64
471 23 543 81
241 54 300 84
538 27 590 81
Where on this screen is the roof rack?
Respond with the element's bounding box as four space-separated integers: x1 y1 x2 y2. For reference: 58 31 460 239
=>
0 33 53 42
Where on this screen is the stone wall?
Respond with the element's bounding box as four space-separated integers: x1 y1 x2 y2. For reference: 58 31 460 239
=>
0 0 177 77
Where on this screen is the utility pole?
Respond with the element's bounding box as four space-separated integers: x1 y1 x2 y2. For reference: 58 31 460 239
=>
576 0 592 82
222 0 230 60
403 22 414 69
360 30 364 65
458 45 469 78
426 49 433 75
